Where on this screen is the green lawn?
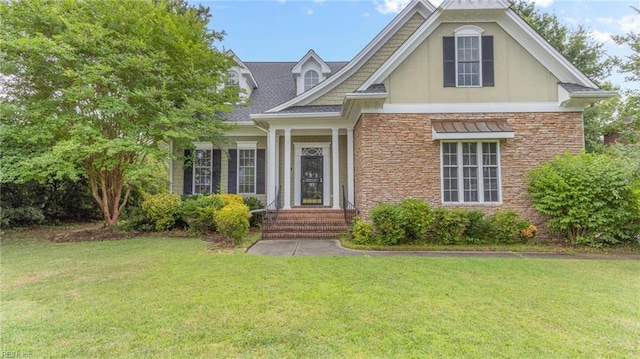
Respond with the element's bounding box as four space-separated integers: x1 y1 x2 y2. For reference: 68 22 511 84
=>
2 234 639 358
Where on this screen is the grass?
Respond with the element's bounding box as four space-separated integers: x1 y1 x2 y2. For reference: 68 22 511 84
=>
2 231 639 358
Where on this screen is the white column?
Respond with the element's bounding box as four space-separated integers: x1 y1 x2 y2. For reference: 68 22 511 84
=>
346 128 354 204
275 134 280 195
332 128 340 209
267 129 276 204
283 129 292 209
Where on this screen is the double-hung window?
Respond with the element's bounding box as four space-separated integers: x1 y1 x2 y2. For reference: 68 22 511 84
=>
441 141 500 203
237 142 257 194
193 149 213 194
304 70 319 91
443 25 494 88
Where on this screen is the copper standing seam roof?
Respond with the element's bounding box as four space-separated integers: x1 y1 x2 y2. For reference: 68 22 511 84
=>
431 119 514 134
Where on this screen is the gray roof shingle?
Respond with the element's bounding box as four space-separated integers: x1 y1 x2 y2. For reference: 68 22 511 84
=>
225 61 348 122
559 82 603 93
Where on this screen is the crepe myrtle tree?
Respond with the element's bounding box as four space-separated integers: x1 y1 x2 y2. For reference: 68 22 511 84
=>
0 0 242 226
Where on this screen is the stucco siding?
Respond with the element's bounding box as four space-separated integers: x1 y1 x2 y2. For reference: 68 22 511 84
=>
387 22 560 104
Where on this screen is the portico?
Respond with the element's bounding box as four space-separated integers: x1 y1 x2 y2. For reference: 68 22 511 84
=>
258 118 354 210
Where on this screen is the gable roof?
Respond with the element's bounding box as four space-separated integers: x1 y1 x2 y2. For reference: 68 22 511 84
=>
265 0 436 113
225 62 347 122
358 0 599 92
292 50 332 75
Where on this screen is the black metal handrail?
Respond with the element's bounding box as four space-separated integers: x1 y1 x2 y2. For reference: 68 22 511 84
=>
342 185 358 225
262 187 281 239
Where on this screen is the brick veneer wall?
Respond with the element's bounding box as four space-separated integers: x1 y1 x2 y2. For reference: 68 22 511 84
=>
353 112 584 239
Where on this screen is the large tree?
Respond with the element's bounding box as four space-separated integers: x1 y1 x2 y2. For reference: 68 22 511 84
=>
512 0 613 151
0 0 241 226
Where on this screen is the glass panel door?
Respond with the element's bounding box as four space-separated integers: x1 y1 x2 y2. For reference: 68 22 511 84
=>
301 156 323 205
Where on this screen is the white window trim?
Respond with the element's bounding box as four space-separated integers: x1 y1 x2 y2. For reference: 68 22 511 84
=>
440 140 502 204
454 25 484 88
192 143 214 195
304 70 320 92
236 141 257 195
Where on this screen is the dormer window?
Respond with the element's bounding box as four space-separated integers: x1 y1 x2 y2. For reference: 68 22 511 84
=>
304 70 319 91
443 26 494 88
227 70 239 86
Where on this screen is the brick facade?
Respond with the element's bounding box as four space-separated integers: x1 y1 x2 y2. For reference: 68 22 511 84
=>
353 112 585 238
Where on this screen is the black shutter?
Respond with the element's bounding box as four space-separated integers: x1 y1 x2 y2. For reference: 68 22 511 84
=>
228 149 237 194
443 36 456 87
256 149 265 195
212 149 221 194
482 36 494 87
183 149 193 195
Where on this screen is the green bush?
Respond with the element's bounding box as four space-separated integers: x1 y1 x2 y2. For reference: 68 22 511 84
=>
462 210 492 244
399 198 433 244
217 194 245 207
350 216 375 245
429 207 469 245
180 195 224 233
214 203 251 242
141 193 182 231
243 197 264 228
0 206 46 228
488 210 521 244
370 203 405 245
527 152 640 246
120 207 155 232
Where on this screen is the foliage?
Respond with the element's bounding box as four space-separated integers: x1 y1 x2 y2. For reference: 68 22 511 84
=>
429 207 470 245
612 6 640 85
527 152 640 246
243 197 265 228
350 216 375 245
0 0 241 226
519 222 538 242
512 0 613 152
217 194 245 207
488 210 522 244
119 207 156 232
179 195 224 234
370 203 405 245
462 210 493 244
141 193 183 231
398 198 433 244
214 203 251 242
0 178 101 228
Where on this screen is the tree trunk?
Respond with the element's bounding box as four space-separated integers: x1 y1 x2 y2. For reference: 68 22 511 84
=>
87 163 130 228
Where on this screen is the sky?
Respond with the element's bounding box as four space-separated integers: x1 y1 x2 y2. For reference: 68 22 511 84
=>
200 0 640 91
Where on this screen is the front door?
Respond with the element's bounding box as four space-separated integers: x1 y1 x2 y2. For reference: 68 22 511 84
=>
301 155 323 205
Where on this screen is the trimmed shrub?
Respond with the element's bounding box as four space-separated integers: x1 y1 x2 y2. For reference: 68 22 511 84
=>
429 207 469 245
527 152 640 246
370 203 405 245
141 193 182 231
120 207 155 232
214 203 251 242
243 197 264 228
217 194 245 207
488 210 521 244
462 210 492 244
399 198 433 244
519 221 537 242
350 216 375 245
180 195 224 234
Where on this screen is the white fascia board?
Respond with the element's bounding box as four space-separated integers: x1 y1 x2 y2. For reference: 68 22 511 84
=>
570 90 617 99
266 0 434 113
361 7 600 92
251 112 342 120
343 92 390 101
502 11 596 88
260 118 351 130
441 0 511 10
432 128 514 140
292 50 331 74
377 102 585 113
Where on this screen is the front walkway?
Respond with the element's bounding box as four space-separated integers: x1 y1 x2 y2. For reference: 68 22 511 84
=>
247 239 640 260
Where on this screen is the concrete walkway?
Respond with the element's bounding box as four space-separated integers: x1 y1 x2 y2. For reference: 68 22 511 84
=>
246 239 640 260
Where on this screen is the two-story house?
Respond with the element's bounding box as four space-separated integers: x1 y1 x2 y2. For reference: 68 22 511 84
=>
170 0 614 238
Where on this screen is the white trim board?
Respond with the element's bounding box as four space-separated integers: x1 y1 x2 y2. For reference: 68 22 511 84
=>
373 103 584 113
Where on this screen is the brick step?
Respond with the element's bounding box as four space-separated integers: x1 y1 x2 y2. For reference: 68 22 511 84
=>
276 213 345 219
268 225 348 233
273 218 348 225
262 231 346 240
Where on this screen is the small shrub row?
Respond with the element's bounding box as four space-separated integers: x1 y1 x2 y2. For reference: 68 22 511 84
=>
122 193 262 242
350 199 535 246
